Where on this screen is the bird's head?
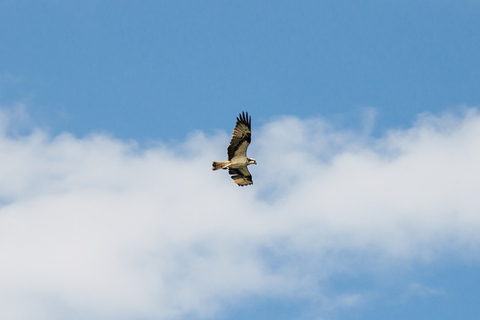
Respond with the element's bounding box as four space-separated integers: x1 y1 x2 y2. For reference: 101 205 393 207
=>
248 158 257 165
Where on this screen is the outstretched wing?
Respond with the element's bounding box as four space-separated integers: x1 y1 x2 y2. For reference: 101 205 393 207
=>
227 112 251 160
228 166 253 186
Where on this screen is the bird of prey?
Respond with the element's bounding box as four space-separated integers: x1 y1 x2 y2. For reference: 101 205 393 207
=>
212 112 257 186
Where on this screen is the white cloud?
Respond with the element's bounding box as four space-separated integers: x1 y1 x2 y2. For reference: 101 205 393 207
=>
0 108 480 319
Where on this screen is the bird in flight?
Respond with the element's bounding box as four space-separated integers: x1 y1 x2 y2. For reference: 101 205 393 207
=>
212 112 257 186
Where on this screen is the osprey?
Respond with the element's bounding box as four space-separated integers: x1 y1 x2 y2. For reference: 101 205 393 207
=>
212 112 257 186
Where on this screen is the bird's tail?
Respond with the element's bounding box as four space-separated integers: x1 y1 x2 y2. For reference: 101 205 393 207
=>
212 161 229 171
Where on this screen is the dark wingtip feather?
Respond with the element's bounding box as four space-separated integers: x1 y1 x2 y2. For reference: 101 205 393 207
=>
237 111 251 128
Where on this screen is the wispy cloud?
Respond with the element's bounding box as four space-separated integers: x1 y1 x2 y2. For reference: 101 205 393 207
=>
0 108 479 319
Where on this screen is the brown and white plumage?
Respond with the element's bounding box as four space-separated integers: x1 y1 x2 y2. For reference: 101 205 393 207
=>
212 112 257 186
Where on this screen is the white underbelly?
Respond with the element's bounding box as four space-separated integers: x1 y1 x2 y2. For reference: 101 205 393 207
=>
230 156 247 167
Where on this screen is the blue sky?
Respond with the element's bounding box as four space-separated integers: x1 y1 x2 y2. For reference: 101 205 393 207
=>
1 1 480 320
2 0 480 140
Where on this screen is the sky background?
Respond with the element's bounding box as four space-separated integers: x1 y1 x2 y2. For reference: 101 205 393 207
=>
1 1 480 320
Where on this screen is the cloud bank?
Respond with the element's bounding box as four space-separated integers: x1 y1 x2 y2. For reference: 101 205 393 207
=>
1 108 480 319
